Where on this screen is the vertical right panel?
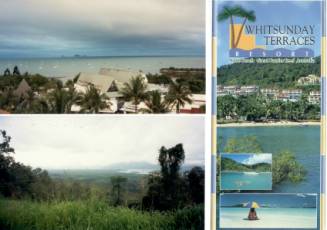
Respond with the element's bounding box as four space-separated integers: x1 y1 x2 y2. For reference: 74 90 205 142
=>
215 0 324 229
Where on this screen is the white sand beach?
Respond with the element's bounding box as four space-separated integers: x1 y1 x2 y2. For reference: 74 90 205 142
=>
219 208 317 229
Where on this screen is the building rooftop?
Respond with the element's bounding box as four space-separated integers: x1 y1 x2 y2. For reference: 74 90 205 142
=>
13 79 32 97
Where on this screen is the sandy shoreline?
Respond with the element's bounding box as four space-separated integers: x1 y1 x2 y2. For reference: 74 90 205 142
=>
217 121 320 127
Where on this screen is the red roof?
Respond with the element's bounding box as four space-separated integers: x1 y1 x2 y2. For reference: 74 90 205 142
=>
0 109 10 114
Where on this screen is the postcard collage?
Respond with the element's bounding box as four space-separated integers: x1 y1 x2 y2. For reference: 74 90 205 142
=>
0 0 325 230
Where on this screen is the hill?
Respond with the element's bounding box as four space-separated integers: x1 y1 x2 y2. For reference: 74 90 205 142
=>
221 157 271 172
217 57 320 88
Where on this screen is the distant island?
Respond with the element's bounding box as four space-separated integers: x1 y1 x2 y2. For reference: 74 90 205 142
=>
221 157 271 172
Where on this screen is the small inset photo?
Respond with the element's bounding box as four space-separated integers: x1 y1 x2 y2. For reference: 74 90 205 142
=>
220 153 272 191
219 193 318 229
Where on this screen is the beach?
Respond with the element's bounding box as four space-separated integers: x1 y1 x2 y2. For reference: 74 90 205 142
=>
219 207 317 229
221 172 272 191
217 121 320 127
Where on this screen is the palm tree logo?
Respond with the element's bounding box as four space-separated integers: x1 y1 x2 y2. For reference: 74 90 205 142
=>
218 5 256 49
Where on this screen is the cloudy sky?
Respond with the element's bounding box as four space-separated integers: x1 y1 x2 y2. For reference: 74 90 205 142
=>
0 116 204 169
223 153 272 166
0 0 205 58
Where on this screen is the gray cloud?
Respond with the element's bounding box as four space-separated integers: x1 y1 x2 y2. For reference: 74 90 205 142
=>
0 0 205 57
0 116 204 169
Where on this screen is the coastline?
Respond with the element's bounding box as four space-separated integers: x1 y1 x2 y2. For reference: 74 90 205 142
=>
217 121 320 127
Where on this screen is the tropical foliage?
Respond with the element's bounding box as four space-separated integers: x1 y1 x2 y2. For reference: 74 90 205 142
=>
142 90 169 114
79 84 110 113
217 135 306 190
217 94 320 122
221 157 271 172
1 66 204 114
165 81 192 113
0 73 111 114
120 76 148 113
147 69 205 94
217 57 320 88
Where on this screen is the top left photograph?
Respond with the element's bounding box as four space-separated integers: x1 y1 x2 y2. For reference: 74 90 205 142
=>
0 0 205 114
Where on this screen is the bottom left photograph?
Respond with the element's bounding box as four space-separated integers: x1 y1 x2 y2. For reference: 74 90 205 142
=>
0 115 205 230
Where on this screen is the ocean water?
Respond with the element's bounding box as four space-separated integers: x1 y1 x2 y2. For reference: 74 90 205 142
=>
221 172 272 191
219 207 317 229
218 126 320 193
0 56 205 78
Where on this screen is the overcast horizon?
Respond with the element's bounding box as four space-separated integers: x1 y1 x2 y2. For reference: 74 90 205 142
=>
0 0 205 58
0 116 204 170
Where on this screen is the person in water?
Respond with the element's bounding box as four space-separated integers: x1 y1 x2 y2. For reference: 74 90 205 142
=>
248 208 259 220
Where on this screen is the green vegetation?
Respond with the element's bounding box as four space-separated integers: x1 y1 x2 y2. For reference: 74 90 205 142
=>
141 90 170 113
217 135 306 190
121 76 148 113
221 157 271 172
0 66 204 114
147 69 205 94
223 136 262 153
217 94 320 122
0 71 110 114
79 84 110 113
0 131 204 229
272 151 307 184
165 81 192 114
0 199 204 230
217 57 320 88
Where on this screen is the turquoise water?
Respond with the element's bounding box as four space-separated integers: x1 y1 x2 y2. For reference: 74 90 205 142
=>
0 56 204 78
219 207 317 229
221 172 272 191
218 126 320 193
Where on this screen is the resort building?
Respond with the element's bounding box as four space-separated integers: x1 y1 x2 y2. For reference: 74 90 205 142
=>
160 68 205 77
277 89 303 102
260 88 279 99
13 79 31 98
217 85 259 97
239 85 259 95
73 68 173 113
297 74 320 85
217 85 226 97
179 94 206 114
74 68 147 113
308 91 320 104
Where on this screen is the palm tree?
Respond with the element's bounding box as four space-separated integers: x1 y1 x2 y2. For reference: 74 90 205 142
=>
79 84 111 113
234 7 256 48
165 81 192 113
120 76 148 113
47 83 83 113
141 90 169 114
218 5 256 48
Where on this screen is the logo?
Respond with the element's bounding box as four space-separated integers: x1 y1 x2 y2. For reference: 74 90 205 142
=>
218 5 315 58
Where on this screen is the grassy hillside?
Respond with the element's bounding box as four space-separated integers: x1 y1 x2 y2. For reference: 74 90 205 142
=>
217 57 320 88
0 199 203 230
221 157 271 172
